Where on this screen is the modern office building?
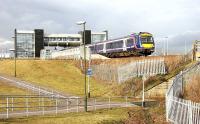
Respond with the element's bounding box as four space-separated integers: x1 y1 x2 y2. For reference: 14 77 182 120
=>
91 32 107 43
16 29 44 58
15 29 107 58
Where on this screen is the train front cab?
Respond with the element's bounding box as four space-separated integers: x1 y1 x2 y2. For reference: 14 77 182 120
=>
139 32 155 55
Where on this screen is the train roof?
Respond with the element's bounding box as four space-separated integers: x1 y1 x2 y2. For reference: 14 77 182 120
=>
91 32 153 45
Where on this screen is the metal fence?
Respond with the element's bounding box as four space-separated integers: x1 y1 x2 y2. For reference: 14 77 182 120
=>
166 62 200 124
92 58 166 83
0 95 134 119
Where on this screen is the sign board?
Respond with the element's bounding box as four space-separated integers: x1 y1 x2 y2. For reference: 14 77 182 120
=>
87 68 92 76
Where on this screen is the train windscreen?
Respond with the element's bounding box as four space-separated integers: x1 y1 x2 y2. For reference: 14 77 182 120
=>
141 36 154 43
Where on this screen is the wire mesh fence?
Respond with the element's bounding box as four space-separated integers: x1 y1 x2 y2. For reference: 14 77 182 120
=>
166 62 200 124
92 58 166 83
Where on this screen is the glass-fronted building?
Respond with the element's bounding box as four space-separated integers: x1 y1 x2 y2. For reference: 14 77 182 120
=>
16 30 35 58
91 32 107 43
15 29 107 58
16 29 44 58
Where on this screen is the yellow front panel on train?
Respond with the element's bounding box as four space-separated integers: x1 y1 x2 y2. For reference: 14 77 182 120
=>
142 44 154 48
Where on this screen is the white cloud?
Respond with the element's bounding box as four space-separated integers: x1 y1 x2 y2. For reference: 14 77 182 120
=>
0 0 200 52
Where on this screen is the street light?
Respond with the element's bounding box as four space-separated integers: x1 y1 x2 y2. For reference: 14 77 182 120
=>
11 29 17 77
142 75 146 107
164 37 168 56
76 21 87 112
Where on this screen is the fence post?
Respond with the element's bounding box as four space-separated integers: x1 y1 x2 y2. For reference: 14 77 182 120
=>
189 100 193 124
39 87 41 109
42 97 44 115
77 98 79 113
12 97 13 112
39 86 40 96
67 98 69 113
26 97 29 117
6 97 9 119
109 97 111 109
95 98 96 110
165 94 168 122
56 98 58 115
181 71 184 95
125 96 128 107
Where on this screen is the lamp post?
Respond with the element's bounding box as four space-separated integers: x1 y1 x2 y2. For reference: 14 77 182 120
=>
76 21 87 112
11 29 17 77
142 75 146 107
164 37 168 56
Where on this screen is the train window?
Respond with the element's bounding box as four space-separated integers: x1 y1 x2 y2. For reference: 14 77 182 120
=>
97 44 103 50
89 46 94 51
126 39 134 47
141 36 153 43
113 40 123 48
106 40 123 49
106 43 112 49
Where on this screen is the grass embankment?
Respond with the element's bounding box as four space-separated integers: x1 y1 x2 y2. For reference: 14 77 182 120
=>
0 108 129 124
184 74 200 102
0 60 115 97
0 80 27 95
113 55 193 96
91 55 182 65
124 100 168 124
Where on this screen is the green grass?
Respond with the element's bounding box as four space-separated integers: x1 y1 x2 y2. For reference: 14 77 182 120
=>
0 60 116 97
0 108 129 124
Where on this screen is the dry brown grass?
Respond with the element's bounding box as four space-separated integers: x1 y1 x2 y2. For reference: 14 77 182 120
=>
164 55 187 73
0 60 116 97
0 80 28 95
91 55 182 66
184 75 200 102
124 100 168 124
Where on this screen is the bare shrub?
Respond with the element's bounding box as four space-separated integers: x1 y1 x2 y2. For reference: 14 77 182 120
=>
185 75 200 102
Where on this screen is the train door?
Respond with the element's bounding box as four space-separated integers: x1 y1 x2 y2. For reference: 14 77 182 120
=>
103 43 106 53
135 35 142 48
123 39 127 51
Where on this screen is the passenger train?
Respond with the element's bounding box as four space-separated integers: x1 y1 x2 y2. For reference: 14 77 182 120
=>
88 32 155 57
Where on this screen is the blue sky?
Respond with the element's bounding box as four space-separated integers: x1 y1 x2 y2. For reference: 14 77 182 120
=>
0 0 200 54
